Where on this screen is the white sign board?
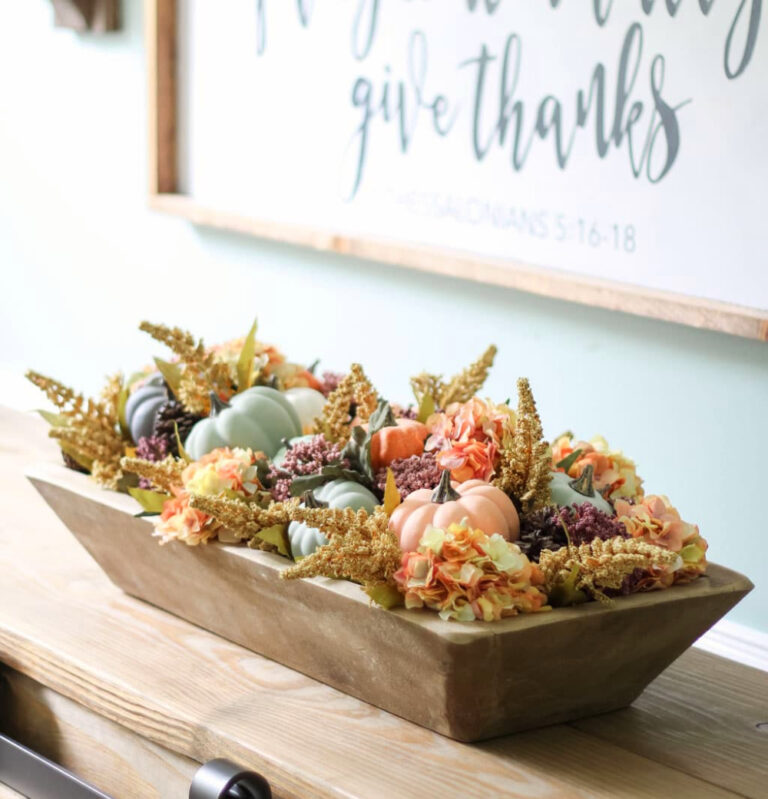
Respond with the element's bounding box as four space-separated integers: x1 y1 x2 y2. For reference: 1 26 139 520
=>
176 1 768 317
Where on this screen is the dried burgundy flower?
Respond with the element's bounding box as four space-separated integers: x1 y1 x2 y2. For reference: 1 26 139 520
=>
319 371 346 398
518 503 628 562
135 435 169 489
375 451 442 498
268 435 348 501
391 404 418 421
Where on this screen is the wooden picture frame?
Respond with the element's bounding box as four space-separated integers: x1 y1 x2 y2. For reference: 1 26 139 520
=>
145 0 768 341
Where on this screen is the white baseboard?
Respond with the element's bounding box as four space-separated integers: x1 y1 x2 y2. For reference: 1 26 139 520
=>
694 619 768 672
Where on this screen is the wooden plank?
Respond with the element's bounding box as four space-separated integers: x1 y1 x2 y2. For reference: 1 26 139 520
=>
0 565 739 799
148 193 768 342
571 648 768 798
146 0 176 195
0 669 198 799
0 408 755 798
27 459 752 742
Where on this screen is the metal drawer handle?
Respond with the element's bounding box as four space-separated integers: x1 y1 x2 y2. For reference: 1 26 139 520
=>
0 733 112 798
189 758 272 799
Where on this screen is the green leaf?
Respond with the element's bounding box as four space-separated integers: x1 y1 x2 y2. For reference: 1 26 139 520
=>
289 463 377 497
236 318 259 393
37 409 68 427
368 399 397 434
134 510 161 518
364 583 404 609
59 443 93 472
154 357 182 398
128 487 171 514
555 448 583 473
383 468 401 516
547 563 589 607
255 523 292 558
679 543 705 564
340 426 378 482
416 393 435 423
117 383 131 439
174 421 192 463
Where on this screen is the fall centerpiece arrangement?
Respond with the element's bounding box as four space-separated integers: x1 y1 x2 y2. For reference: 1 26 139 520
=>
27 320 708 624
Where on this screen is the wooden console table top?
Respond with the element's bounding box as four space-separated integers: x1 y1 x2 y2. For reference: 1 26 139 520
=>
0 407 766 798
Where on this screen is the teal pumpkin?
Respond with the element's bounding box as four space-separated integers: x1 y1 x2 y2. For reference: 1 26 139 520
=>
288 479 379 559
185 386 302 460
283 387 327 434
549 465 614 515
124 373 166 443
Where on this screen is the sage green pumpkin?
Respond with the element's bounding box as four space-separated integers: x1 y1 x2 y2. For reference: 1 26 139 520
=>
283 387 327 434
288 480 379 559
549 466 614 515
124 373 166 443
185 386 302 460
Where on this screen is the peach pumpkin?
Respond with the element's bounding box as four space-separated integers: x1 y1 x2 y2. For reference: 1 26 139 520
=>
389 470 520 552
369 418 428 471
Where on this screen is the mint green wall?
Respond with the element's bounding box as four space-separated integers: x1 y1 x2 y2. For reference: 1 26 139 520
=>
1 2 766 631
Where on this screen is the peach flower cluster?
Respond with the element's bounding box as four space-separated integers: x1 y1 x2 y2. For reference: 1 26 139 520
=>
425 398 514 482
551 434 644 501
154 447 263 546
393 521 548 622
210 338 321 391
615 494 708 583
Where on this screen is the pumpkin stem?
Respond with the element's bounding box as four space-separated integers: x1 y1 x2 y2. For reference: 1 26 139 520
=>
209 392 230 417
301 490 329 509
569 464 596 497
431 469 460 504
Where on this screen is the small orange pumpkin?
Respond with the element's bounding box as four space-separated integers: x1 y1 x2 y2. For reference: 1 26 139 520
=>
389 470 520 552
369 418 428 471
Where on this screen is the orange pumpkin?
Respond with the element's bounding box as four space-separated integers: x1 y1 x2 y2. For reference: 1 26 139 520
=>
369 418 428 470
389 470 520 552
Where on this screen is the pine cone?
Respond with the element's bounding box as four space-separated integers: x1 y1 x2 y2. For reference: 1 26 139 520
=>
152 400 202 456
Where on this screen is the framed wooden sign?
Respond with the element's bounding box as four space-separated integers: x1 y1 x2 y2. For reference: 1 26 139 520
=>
146 0 768 340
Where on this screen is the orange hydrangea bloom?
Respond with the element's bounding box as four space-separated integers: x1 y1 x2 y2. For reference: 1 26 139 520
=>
394 521 548 622
153 447 263 546
615 494 708 583
426 398 513 482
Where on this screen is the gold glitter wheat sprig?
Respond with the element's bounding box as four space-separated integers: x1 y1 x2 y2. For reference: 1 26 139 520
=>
139 321 234 415
26 370 127 489
493 377 551 512
313 363 378 444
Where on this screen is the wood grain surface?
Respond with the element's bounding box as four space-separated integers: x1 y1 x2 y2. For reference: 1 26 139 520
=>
1 407 767 798
27 459 753 743
0 669 198 799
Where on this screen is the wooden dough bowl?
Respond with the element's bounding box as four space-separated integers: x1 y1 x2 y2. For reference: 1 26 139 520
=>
27 462 753 742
